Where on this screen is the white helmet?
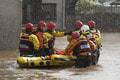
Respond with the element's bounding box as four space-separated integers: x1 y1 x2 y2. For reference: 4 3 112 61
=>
81 25 90 32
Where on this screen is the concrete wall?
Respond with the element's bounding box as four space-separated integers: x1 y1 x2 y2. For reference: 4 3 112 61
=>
42 0 65 29
0 0 22 50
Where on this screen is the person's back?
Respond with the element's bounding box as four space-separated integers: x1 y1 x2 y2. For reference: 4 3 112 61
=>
43 22 56 55
19 32 33 56
65 32 91 56
44 31 55 49
88 20 102 48
81 25 97 52
43 22 68 55
35 21 46 47
43 29 56 56
19 23 40 56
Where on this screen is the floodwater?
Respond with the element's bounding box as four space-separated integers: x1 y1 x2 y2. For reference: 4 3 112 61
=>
0 33 120 80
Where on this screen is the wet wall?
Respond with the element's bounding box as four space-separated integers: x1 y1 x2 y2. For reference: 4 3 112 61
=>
0 0 22 50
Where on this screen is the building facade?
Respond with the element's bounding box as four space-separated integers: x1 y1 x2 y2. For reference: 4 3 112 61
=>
0 0 65 50
42 0 65 29
23 0 65 29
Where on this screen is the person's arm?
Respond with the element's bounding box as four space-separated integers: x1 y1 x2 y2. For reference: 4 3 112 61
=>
87 40 96 51
43 32 52 48
65 39 78 54
52 31 65 37
19 33 23 41
29 34 40 50
67 35 72 42
96 30 101 38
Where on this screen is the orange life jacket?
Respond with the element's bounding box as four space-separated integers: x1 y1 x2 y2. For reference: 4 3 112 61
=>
65 38 91 55
35 32 44 48
87 39 96 52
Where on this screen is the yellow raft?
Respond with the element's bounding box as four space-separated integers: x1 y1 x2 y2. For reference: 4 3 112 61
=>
17 54 77 67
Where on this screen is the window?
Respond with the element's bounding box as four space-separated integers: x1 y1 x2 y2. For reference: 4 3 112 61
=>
41 3 56 21
22 0 42 24
22 0 56 24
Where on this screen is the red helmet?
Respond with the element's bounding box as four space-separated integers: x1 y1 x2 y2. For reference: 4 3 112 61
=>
71 32 80 39
75 21 83 28
25 23 33 31
37 21 46 29
47 22 56 30
88 20 95 28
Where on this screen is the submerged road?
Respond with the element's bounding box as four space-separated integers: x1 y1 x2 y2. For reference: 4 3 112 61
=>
0 33 120 80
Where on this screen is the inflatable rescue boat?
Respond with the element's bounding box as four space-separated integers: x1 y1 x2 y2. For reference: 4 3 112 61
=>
17 54 77 67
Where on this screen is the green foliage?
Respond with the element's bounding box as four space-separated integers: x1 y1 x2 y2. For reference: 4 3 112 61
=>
75 0 100 14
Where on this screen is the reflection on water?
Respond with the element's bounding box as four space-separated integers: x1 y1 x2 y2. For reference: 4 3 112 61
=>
0 33 120 80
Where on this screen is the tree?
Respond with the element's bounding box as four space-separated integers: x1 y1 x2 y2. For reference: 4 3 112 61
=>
75 0 99 14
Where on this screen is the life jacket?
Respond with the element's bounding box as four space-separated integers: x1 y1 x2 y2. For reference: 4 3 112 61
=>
65 38 91 55
44 31 55 49
75 38 91 54
90 29 97 34
83 31 97 46
65 39 79 54
36 32 43 40
35 31 44 48
88 37 96 44
48 34 55 49
19 33 33 53
90 29 101 47
87 39 96 51
67 30 80 43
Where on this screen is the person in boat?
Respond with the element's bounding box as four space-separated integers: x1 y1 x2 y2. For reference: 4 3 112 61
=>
43 21 72 56
87 20 102 49
80 25 93 39
65 32 96 67
67 20 83 42
80 25 98 53
35 21 47 56
19 23 40 56
88 20 101 35
80 24 100 64
65 32 96 57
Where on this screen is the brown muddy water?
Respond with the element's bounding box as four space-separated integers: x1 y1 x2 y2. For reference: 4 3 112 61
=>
0 33 120 80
